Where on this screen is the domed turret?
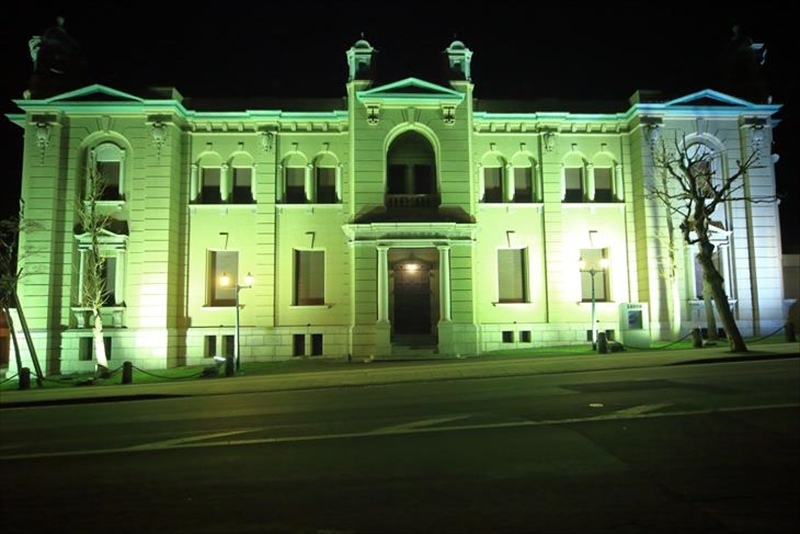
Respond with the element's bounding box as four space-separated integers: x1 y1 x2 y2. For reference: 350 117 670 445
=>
445 40 472 82
346 37 377 83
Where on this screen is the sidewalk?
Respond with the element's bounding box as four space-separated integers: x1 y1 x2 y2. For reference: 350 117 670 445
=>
1 342 798 408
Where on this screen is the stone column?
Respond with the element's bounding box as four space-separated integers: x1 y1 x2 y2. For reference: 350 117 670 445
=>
438 245 452 322
615 163 624 201
377 245 389 323
505 163 514 202
220 163 230 202
305 164 314 203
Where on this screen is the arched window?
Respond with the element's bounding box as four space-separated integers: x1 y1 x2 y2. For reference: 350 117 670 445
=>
386 131 437 196
314 153 339 204
590 153 619 203
281 153 309 204
686 143 719 198
511 154 536 203
230 153 255 204
481 153 505 203
562 153 587 203
89 142 125 201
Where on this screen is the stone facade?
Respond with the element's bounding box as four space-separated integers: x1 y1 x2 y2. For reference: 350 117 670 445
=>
5 40 786 373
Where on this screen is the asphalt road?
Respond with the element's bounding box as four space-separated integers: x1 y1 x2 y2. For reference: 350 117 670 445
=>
2 358 798 533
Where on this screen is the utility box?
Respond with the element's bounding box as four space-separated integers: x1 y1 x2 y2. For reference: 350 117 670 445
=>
619 303 650 349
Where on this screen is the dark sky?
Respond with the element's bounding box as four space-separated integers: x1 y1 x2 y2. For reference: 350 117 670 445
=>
1 1 796 251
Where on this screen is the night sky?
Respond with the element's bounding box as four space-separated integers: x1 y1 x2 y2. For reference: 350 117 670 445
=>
1 2 796 251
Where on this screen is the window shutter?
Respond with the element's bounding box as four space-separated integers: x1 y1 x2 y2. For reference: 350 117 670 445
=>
498 249 525 303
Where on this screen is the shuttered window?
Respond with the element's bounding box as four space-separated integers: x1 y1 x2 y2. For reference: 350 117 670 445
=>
295 250 324 305
564 167 583 202
285 167 306 203
498 248 527 303
594 168 613 202
232 167 253 203
201 168 222 204
514 167 533 203
484 167 503 203
208 250 237 306
316 167 337 203
580 248 608 302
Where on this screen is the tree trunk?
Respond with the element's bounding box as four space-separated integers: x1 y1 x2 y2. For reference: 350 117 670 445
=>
697 250 748 352
669 277 682 338
702 280 719 341
93 311 109 373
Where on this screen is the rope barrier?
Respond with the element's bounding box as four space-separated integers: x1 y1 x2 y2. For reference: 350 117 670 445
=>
621 330 694 352
130 365 205 380
0 373 18 385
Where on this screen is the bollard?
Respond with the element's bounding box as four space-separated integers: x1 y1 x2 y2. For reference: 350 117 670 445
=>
597 331 608 354
225 355 235 377
786 322 796 343
19 367 31 390
691 327 703 348
122 361 133 384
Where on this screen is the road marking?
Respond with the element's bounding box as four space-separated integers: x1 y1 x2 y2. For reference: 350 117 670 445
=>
612 403 672 417
2 403 797 461
369 414 473 434
126 429 259 450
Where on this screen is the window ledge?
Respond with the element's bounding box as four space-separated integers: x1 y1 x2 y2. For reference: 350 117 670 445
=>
480 202 543 207
562 202 623 207
492 302 533 307
278 203 342 208
289 304 331 309
84 199 125 210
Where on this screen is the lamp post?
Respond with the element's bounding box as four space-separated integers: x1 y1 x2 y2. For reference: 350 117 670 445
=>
579 258 609 350
220 271 254 371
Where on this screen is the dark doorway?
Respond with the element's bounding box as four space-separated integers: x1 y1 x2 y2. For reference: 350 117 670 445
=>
392 260 431 335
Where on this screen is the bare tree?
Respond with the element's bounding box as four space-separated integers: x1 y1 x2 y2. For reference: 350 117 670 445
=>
650 134 771 352
76 164 112 374
0 206 44 383
652 164 683 339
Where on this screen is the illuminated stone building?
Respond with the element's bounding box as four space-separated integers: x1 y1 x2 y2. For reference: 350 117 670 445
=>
6 40 786 373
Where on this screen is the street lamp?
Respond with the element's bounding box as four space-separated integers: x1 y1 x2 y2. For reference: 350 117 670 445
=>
579 257 609 350
220 271 254 371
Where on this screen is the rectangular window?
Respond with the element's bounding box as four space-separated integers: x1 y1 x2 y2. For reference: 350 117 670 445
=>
387 165 406 195
580 248 609 302
231 168 253 204
79 337 111 361
294 250 325 305
97 161 121 200
311 334 323 356
498 248 527 303
520 330 532 343
564 168 584 202
484 167 503 203
413 165 434 194
208 251 238 306
222 335 235 357
502 331 514 343
102 256 117 306
594 168 613 202
293 334 305 357
316 167 337 204
514 167 533 203
285 167 306 203
205 335 217 358
201 168 222 204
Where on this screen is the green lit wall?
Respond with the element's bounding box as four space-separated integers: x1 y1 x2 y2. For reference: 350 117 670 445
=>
5 42 786 373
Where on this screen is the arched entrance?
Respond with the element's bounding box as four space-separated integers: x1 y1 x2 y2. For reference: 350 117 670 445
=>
389 248 439 338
